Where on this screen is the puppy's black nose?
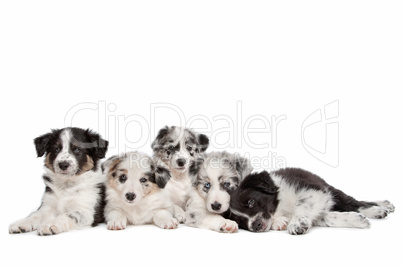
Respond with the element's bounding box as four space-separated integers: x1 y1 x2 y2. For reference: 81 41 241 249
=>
252 219 263 232
58 161 70 171
125 192 136 201
177 158 186 167
211 202 222 211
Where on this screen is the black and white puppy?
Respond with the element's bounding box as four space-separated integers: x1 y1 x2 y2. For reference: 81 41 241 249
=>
102 151 179 230
9 127 108 235
151 126 209 219
229 168 395 235
185 151 253 233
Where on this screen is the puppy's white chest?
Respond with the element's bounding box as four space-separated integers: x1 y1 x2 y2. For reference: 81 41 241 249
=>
165 179 192 208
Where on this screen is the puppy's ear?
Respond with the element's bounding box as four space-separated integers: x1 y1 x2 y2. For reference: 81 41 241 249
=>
86 129 109 159
189 156 204 186
234 155 253 181
151 126 170 151
255 171 278 194
101 155 121 174
196 133 209 153
149 159 171 188
34 131 55 157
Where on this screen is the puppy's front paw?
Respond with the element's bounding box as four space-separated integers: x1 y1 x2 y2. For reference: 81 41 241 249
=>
287 217 311 235
272 216 289 231
219 219 238 233
173 206 187 224
107 221 127 231
9 219 37 234
155 217 179 229
37 222 67 236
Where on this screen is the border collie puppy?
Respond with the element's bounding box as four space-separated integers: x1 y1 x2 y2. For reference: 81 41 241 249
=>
229 168 395 235
185 151 253 233
151 126 209 220
102 151 178 230
9 127 108 235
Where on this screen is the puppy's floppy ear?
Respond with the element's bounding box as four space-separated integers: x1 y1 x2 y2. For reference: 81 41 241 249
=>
234 155 253 181
34 130 56 157
196 133 209 153
151 126 170 151
255 171 278 194
149 159 171 188
85 129 109 159
101 155 121 174
189 156 204 186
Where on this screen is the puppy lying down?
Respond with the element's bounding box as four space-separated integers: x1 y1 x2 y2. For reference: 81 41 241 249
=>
229 168 395 235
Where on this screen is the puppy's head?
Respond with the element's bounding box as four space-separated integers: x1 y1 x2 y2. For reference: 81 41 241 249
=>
196 151 253 214
229 171 278 232
34 127 108 176
102 152 170 205
151 126 209 174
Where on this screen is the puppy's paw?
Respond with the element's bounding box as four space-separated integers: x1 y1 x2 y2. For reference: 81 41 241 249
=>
349 213 371 229
107 221 127 231
9 219 37 234
219 219 238 233
173 206 187 224
174 213 186 224
272 216 289 231
287 217 311 235
37 222 68 236
360 206 391 219
155 217 179 229
375 200 395 213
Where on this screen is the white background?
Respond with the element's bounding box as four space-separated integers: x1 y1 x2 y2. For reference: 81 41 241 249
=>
1 1 401 267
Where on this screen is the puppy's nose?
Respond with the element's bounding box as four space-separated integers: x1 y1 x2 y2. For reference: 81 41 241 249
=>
176 158 186 167
125 192 136 201
252 219 263 232
211 202 222 211
58 161 70 171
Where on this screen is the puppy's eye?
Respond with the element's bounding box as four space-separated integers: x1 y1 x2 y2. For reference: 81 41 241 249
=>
140 178 147 183
247 199 255 208
168 145 174 151
186 145 192 151
119 174 127 183
55 147 61 153
223 182 230 189
204 182 211 189
73 148 81 154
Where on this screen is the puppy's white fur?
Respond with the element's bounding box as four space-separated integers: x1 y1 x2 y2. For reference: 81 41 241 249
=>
103 152 178 230
9 128 107 235
185 151 253 233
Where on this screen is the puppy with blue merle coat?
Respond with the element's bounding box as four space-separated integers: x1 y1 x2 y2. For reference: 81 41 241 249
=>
9 127 108 235
151 126 209 221
102 152 180 230
185 151 253 233
229 168 395 235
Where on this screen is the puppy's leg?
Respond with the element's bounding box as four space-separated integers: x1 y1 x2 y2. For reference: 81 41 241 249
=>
315 212 371 229
173 205 186 223
287 191 332 235
106 210 128 231
271 216 290 231
9 201 54 234
37 210 93 235
198 214 238 233
358 200 395 219
153 209 179 229
330 186 395 219
185 197 237 233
